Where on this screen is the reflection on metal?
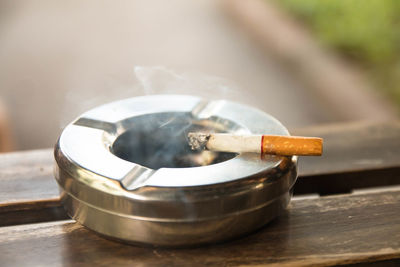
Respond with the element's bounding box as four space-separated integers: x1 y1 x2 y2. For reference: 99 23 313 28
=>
54 95 298 246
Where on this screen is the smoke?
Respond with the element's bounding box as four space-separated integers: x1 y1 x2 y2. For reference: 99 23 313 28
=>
133 66 257 104
61 65 257 127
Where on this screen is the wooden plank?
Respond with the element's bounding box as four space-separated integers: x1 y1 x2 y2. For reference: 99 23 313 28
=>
293 121 400 195
1 121 400 225
294 121 400 176
0 199 67 227
0 189 399 266
0 149 67 225
0 149 58 203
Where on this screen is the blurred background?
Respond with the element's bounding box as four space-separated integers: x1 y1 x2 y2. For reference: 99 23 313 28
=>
0 0 398 152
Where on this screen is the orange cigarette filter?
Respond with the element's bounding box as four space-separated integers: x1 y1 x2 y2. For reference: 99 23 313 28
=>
261 135 323 156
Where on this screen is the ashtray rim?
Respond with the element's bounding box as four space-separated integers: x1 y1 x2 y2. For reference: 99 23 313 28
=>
56 95 291 190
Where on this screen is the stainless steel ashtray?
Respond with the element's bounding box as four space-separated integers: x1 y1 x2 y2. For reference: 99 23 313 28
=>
54 95 297 246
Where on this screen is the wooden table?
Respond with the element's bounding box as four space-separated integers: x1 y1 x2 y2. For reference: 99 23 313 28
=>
1 121 400 266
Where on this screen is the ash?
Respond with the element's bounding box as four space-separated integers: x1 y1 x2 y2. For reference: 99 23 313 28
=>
188 132 210 151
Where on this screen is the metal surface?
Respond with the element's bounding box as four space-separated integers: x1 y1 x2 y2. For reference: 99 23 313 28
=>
54 95 298 246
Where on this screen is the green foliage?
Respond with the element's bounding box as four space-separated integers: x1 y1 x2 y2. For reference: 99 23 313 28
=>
278 0 400 106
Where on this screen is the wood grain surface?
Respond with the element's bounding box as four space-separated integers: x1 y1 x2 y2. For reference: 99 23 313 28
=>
294 121 400 175
0 149 67 225
0 149 58 203
1 189 399 266
293 121 400 194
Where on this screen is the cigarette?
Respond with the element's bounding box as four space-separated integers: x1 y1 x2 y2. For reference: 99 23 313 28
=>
188 133 323 156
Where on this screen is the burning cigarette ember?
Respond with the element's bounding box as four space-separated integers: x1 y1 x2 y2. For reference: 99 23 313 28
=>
188 133 323 156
